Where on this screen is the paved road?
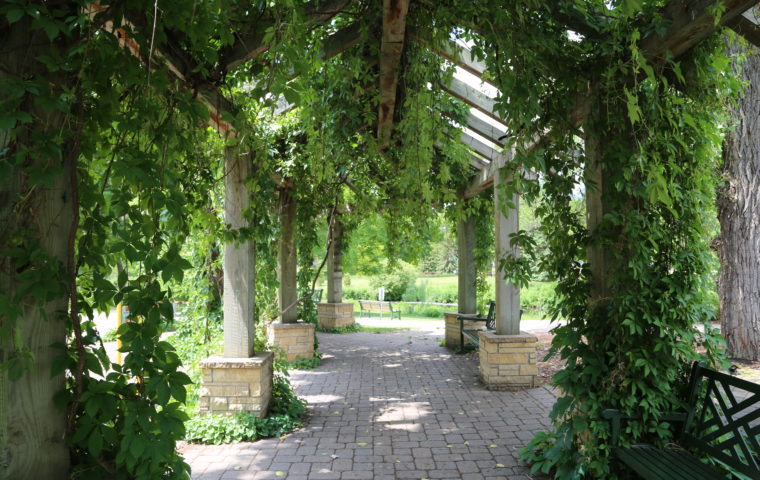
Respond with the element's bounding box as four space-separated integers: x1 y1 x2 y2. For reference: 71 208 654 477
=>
182 328 555 479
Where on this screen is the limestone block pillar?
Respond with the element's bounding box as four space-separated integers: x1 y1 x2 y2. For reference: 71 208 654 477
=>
319 214 354 328
494 167 521 336
199 353 274 416
457 215 477 315
200 146 272 416
267 322 315 362
478 331 538 390
278 187 298 324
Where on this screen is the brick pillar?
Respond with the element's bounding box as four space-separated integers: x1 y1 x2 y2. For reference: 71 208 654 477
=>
267 321 315 362
199 352 274 416
478 331 538 390
317 303 354 329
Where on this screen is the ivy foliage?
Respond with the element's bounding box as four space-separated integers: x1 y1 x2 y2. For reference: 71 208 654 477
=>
185 374 306 445
1 0 747 479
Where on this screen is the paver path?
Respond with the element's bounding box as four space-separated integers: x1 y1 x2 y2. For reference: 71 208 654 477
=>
182 328 556 480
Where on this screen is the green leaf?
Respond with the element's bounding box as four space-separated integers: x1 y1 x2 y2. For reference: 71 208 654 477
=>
88 429 103 457
5 8 23 24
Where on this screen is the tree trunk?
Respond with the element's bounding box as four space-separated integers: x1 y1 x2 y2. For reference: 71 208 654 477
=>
717 40 760 361
0 16 75 479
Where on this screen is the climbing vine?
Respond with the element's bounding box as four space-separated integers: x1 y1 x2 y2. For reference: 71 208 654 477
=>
1 0 748 479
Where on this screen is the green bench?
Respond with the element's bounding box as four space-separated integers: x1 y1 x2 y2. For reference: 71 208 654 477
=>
458 301 496 349
311 288 323 303
358 299 401 320
603 361 760 479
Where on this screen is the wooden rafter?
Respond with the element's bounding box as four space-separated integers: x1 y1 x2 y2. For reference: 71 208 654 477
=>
442 77 504 125
640 0 758 65
727 12 760 48
463 0 760 199
377 0 411 148
409 30 487 78
444 111 506 147
223 0 353 71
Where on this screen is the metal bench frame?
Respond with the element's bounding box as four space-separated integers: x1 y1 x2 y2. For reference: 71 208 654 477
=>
458 301 496 349
358 299 401 320
603 361 760 479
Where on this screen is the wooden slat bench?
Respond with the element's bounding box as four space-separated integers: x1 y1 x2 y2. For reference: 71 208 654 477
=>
358 299 401 320
458 301 496 349
603 361 760 479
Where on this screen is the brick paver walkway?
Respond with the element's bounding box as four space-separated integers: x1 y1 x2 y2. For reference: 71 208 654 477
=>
182 328 556 480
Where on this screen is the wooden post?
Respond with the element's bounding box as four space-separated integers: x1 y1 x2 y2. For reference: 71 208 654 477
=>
585 129 611 305
223 145 256 357
278 187 298 323
457 215 477 314
327 215 343 303
0 17 72 477
494 167 521 335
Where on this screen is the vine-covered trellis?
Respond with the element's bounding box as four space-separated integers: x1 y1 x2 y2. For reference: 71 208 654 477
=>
2 0 758 478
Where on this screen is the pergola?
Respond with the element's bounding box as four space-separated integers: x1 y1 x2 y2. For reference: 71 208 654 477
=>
170 1 759 341
5 1 760 477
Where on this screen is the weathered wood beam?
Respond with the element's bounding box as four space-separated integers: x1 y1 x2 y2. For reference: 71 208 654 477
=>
463 148 512 198
377 0 411 148
727 13 760 48
409 29 487 78
463 0 758 199
223 0 353 71
640 0 758 65
460 132 499 163
442 77 504 126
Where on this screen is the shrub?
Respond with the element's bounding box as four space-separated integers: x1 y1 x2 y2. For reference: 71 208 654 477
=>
343 286 372 300
369 263 417 300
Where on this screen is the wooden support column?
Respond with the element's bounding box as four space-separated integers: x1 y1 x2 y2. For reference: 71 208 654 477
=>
327 215 344 303
223 146 256 357
584 132 611 304
278 188 298 323
494 167 521 335
457 215 477 314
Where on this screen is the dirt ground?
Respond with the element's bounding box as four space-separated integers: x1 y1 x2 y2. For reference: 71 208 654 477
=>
529 331 760 387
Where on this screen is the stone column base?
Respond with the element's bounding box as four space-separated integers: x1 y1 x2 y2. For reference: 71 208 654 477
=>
199 352 274 417
478 331 538 390
444 312 461 349
444 312 488 349
267 321 315 362
317 302 354 329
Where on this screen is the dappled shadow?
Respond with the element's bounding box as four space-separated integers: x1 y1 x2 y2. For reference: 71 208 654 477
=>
182 328 555 479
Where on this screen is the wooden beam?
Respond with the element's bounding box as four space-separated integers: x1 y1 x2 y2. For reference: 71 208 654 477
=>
409 29 487 78
640 0 758 64
460 132 499 162
463 148 512 198
442 77 504 125
377 0 411 148
448 111 506 147
727 13 760 48
223 0 353 71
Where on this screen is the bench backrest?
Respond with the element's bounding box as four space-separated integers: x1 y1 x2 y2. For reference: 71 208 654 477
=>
682 362 760 477
311 289 323 303
484 301 496 330
360 300 396 312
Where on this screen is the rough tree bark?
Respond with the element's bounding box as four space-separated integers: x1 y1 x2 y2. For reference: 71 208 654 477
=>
717 39 760 361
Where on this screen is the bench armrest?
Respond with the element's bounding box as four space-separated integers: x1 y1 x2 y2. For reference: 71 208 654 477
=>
602 409 687 446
